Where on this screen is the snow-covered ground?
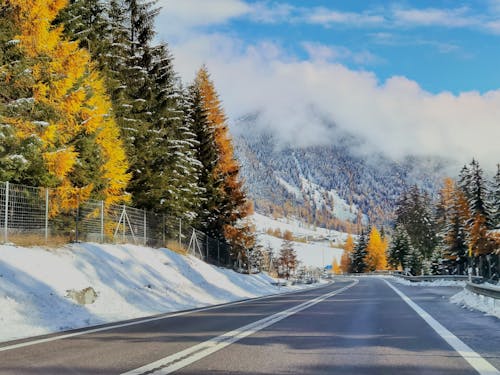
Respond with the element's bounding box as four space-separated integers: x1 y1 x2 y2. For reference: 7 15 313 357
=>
252 212 348 243
0 243 318 343
251 213 346 268
388 276 500 319
389 276 466 288
451 286 500 319
258 233 344 269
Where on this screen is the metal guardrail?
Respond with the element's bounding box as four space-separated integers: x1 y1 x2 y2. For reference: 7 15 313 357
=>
466 282 500 299
397 275 484 283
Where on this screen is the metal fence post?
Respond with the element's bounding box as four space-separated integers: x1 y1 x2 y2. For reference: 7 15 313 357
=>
75 194 79 243
100 200 104 243
162 214 165 246
45 188 49 243
179 218 182 248
122 205 126 242
143 209 147 246
4 181 9 243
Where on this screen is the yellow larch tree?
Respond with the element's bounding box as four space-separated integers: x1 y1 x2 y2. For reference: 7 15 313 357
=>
340 233 354 273
365 227 388 271
3 0 129 211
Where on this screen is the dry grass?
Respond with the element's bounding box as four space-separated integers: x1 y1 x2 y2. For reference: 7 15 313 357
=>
4 233 69 249
165 240 189 256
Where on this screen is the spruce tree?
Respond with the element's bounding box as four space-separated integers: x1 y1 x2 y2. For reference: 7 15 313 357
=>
278 239 297 279
488 164 500 229
388 224 411 270
351 230 367 273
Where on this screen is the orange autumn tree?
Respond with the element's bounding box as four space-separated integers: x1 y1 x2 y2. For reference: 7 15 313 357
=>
364 227 388 271
340 233 354 273
2 0 129 212
194 66 253 259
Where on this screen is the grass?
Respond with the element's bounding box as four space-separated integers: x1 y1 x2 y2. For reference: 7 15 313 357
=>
3 232 69 249
165 239 189 256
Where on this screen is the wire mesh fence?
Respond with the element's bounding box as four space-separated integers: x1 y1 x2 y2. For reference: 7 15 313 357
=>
0 181 235 268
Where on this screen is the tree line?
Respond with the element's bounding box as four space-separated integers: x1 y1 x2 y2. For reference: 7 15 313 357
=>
389 160 500 278
0 0 253 262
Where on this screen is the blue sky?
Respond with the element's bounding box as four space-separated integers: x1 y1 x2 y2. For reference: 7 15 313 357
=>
156 0 500 170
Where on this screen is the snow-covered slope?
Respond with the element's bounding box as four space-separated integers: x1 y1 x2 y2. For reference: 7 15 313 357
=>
251 213 345 268
232 115 449 227
0 243 310 343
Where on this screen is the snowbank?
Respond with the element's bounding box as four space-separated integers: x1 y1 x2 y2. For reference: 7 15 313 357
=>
451 289 500 319
389 276 466 287
0 243 315 343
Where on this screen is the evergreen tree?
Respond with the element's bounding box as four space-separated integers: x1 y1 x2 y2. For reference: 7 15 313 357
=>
351 230 367 273
404 244 422 275
488 164 500 229
278 238 297 279
388 224 411 270
395 186 437 261
460 159 492 255
55 0 109 59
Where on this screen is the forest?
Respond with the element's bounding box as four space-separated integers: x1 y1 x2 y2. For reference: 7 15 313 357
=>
0 0 253 262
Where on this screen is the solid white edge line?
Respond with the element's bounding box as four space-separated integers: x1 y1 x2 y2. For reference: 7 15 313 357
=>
0 281 333 352
384 280 500 375
121 280 359 375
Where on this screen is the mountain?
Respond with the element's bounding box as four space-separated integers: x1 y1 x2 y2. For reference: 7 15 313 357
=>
232 114 450 232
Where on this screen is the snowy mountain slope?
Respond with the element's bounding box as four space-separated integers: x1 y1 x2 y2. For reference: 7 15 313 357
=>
0 243 312 343
232 114 449 228
251 213 346 268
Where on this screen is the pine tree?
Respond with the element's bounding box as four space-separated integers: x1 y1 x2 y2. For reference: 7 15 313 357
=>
351 230 367 273
461 160 492 255
388 224 411 270
1 0 129 210
394 186 437 261
55 0 109 59
442 188 469 273
278 238 297 279
488 164 500 229
404 244 422 275
364 227 387 271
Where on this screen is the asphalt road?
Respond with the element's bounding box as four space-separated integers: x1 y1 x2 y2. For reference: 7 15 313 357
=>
0 278 498 374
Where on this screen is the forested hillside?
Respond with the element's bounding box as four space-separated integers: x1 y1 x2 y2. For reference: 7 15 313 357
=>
232 114 449 232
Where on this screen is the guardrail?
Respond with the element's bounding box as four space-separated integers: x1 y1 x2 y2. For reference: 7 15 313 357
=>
396 275 484 283
466 282 500 299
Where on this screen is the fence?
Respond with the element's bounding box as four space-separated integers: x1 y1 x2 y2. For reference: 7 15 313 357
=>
0 181 234 268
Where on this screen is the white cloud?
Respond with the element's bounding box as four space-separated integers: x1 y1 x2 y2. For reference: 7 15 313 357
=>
302 42 382 65
171 33 500 171
306 8 385 27
392 7 475 28
249 2 296 23
156 0 251 39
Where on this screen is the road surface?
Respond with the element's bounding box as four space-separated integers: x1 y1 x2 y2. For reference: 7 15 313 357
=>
0 277 498 374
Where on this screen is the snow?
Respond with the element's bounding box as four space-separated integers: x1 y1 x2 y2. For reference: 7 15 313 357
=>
252 212 348 243
276 177 302 199
389 276 467 288
451 289 500 319
258 233 344 268
0 243 317 343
